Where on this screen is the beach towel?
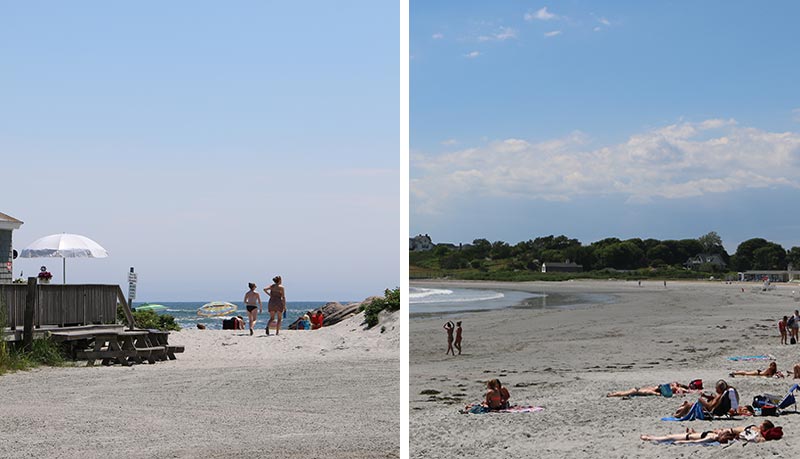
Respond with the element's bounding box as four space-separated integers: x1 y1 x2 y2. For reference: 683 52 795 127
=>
662 401 707 421
461 403 544 414
727 355 774 361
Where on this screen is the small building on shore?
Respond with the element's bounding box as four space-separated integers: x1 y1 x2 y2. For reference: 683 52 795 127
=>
0 212 24 284
740 270 800 283
541 261 583 273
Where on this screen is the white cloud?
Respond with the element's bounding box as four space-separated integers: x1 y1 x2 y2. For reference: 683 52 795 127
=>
478 27 517 42
441 139 458 146
411 120 800 214
598 17 611 26
525 7 557 21
432 32 444 39
465 51 481 58
594 27 602 32
544 30 562 37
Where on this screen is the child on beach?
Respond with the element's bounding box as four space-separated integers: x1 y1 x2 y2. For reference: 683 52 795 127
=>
244 283 262 336
454 321 462 355
298 314 311 330
311 310 324 330
780 316 788 345
443 321 455 355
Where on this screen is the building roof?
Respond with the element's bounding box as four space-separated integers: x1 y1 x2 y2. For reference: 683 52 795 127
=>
0 212 23 230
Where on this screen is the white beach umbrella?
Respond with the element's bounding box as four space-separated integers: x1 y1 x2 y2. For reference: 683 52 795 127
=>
20 233 109 284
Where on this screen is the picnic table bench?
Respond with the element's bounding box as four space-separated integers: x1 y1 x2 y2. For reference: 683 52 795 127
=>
146 329 185 360
49 329 167 366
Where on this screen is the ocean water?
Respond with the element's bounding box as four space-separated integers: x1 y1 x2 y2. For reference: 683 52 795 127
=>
409 286 616 315
133 301 334 330
409 287 544 314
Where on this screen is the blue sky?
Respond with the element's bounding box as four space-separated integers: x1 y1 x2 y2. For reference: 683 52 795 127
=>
410 1 800 253
1 1 399 301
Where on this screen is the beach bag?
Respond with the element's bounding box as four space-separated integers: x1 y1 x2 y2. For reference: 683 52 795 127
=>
659 383 673 398
222 318 234 330
792 336 797 345
689 379 703 390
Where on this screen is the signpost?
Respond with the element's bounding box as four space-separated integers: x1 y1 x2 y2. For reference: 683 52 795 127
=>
128 268 137 326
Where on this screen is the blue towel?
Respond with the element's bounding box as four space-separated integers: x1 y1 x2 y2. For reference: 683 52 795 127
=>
662 401 706 421
727 355 772 361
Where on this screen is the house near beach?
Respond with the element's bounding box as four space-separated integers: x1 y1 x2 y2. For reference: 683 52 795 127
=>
0 211 23 284
409 234 434 251
684 253 727 271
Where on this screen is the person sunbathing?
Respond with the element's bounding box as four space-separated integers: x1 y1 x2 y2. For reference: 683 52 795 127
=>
641 420 780 444
484 379 510 410
730 361 784 378
607 382 692 397
673 379 739 417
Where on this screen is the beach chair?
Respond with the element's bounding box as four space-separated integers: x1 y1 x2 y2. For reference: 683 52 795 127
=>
769 384 800 412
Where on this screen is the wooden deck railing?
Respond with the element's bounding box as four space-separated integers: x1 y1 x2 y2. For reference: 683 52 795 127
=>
0 284 125 328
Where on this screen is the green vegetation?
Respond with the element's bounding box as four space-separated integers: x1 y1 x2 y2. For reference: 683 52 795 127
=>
411 232 800 281
361 287 400 328
116 305 181 331
0 298 65 376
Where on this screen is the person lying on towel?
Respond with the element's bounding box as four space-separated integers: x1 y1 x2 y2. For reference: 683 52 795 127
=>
730 361 785 378
641 420 782 444
673 379 739 418
607 382 693 398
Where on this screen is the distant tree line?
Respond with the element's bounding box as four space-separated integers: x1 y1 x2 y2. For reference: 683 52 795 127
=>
421 232 800 273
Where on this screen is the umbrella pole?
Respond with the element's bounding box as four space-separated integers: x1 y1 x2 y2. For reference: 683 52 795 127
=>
63 257 66 285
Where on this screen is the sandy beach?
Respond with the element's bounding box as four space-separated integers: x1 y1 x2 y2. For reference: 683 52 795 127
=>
411 279 800 458
0 312 399 459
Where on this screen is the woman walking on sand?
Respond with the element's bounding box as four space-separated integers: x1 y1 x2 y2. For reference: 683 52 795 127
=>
244 283 262 336
264 276 286 335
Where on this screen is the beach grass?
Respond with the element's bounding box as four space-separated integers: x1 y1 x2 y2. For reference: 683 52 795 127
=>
361 287 400 328
0 300 65 375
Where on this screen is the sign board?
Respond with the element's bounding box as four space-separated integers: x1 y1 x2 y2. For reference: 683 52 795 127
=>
128 286 137 300
128 273 138 283
128 269 137 300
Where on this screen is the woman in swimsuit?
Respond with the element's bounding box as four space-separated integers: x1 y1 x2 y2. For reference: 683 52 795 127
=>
483 379 510 410
454 321 463 355
263 276 286 335
730 361 784 378
607 382 692 397
641 420 778 444
443 321 455 355
243 283 262 336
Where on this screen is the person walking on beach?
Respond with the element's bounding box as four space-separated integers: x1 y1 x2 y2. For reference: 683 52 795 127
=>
780 316 789 345
454 321 463 355
443 321 455 355
264 276 286 335
792 310 800 343
244 283 262 336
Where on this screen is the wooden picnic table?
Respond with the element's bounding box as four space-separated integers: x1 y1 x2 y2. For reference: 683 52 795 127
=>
51 329 165 366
